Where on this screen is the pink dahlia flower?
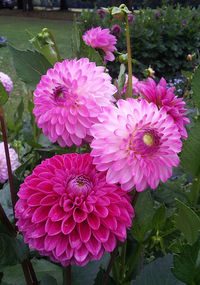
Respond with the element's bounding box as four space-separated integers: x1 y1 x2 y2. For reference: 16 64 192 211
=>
83 27 117 62
0 142 20 183
90 99 182 192
137 78 189 139
111 25 122 36
15 153 134 266
33 58 116 147
121 74 140 96
0 72 13 95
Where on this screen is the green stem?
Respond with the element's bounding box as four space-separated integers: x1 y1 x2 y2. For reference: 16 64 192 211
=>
63 266 71 285
125 243 144 281
45 28 62 62
125 15 132 99
189 173 200 209
102 246 119 285
120 241 127 281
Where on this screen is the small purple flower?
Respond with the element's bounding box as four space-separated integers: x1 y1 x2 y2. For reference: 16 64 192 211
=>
97 9 107 19
155 11 161 20
111 24 122 36
181 19 187 27
128 13 134 23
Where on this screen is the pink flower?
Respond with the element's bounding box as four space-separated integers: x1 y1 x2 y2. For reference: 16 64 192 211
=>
137 78 190 139
15 153 134 266
121 74 140 96
90 99 182 192
128 14 134 23
83 27 117 62
33 58 116 147
0 142 20 183
97 9 107 18
111 25 122 36
0 72 13 95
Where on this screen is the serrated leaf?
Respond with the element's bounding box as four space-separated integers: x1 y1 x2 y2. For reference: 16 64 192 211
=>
118 64 126 92
152 204 166 230
174 199 200 244
131 191 155 242
181 119 200 176
0 82 9 106
172 237 200 284
9 45 52 90
191 67 200 107
131 254 184 285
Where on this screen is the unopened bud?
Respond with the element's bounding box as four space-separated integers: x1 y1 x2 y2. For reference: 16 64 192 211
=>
187 53 196 62
118 53 128 64
143 67 155 78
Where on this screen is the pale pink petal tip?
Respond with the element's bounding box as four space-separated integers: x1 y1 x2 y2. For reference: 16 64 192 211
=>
33 58 116 148
0 142 20 183
0 72 13 94
91 98 183 192
15 153 134 266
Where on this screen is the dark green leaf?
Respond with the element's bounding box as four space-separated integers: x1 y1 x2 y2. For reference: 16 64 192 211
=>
40 274 58 285
94 269 116 285
131 191 155 242
9 45 52 90
181 119 200 176
172 237 200 284
0 82 9 106
16 98 24 121
131 255 184 285
191 67 200 107
0 183 13 221
79 37 104 66
152 204 166 230
174 199 200 245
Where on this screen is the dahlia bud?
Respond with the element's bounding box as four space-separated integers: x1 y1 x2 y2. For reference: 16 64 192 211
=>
111 4 131 21
187 53 196 62
0 72 13 95
118 53 128 64
111 24 122 36
143 67 155 78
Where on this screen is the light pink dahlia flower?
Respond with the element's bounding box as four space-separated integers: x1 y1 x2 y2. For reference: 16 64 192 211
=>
121 74 140 96
0 72 13 95
90 99 182 192
15 153 134 266
33 58 116 147
0 142 20 183
83 27 117 62
137 77 189 139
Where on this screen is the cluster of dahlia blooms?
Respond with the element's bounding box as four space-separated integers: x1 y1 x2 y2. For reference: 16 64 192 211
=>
0 142 20 183
15 153 134 266
83 27 117 63
16 28 189 267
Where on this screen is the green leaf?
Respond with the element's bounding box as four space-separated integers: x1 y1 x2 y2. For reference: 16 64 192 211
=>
131 254 184 285
79 37 104 66
9 45 52 90
131 191 155 242
40 274 58 285
0 183 13 221
181 119 200 176
172 237 200 284
152 204 166 230
191 67 200 107
174 199 200 245
2 259 62 285
0 82 9 106
118 64 126 93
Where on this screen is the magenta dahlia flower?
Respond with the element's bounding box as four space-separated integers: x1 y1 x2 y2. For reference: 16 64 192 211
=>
0 72 13 95
137 77 189 139
0 142 20 183
83 27 117 62
111 25 122 36
33 58 116 147
90 99 182 192
15 153 134 266
121 74 140 96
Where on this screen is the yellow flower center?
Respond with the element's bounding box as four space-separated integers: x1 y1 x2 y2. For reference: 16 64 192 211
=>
143 133 154 146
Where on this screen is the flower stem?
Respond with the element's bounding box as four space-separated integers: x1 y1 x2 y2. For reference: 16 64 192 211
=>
45 28 62 62
125 15 132 99
22 261 33 285
63 265 71 285
120 240 127 281
26 259 38 285
0 107 16 215
102 245 119 285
